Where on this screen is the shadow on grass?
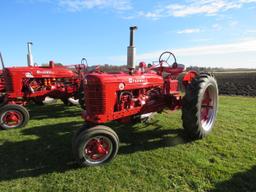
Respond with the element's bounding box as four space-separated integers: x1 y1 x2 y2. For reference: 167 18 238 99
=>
27 103 82 120
209 165 256 192
109 120 187 155
0 119 188 182
0 121 82 181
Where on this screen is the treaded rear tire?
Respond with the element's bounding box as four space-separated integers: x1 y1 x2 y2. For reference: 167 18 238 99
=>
182 73 218 139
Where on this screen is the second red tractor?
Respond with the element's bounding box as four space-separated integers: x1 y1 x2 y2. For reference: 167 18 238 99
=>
0 43 86 129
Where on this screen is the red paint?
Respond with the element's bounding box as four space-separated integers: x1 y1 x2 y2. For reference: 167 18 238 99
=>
82 63 197 124
0 62 86 105
182 70 198 86
2 111 21 126
84 138 110 160
201 88 212 123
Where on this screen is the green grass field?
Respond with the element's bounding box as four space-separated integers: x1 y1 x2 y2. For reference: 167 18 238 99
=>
0 96 255 192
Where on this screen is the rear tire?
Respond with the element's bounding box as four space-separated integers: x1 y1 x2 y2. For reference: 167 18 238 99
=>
182 73 218 139
73 125 119 166
0 104 30 130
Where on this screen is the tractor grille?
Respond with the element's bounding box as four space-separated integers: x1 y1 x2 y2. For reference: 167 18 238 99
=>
85 83 105 114
3 70 13 92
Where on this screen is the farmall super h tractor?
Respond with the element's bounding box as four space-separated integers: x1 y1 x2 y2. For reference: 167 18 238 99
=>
0 43 86 130
73 26 219 166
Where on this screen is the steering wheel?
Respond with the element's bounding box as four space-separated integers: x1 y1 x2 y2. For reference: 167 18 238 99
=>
81 58 88 66
158 51 177 67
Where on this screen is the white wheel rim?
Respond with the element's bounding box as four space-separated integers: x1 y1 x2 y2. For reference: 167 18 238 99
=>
200 85 217 132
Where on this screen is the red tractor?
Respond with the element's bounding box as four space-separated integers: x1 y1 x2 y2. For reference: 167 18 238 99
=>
72 26 219 166
0 43 86 130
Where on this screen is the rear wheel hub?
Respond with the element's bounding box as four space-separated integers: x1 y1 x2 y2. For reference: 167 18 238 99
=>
200 87 217 131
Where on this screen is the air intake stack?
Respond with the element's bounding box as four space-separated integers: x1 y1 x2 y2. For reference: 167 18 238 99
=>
127 26 137 74
0 52 5 69
27 42 34 67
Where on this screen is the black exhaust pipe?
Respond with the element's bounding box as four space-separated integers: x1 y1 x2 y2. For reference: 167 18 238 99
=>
127 26 137 74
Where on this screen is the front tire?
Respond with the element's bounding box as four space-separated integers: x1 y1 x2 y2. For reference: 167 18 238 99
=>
182 73 218 139
73 125 119 166
0 104 30 130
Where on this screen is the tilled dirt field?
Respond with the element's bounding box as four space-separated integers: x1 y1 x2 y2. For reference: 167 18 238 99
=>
214 71 256 96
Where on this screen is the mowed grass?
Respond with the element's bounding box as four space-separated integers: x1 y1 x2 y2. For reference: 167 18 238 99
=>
0 96 255 192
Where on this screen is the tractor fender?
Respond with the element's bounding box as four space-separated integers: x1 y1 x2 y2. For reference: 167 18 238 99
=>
182 70 199 86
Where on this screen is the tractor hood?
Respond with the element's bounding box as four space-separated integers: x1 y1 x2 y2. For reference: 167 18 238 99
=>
86 72 164 90
4 65 75 78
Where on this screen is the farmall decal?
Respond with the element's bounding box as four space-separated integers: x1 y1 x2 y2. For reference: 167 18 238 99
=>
128 77 147 83
36 70 53 75
25 72 34 78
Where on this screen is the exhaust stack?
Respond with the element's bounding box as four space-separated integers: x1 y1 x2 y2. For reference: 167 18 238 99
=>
0 52 5 69
127 26 137 73
27 42 34 67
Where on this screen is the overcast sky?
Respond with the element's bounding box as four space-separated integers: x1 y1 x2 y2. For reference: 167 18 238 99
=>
1 0 256 68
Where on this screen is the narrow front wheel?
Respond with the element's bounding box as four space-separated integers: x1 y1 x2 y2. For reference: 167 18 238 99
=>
0 104 30 130
73 125 119 166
